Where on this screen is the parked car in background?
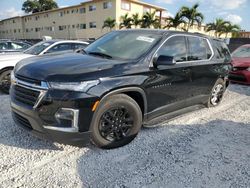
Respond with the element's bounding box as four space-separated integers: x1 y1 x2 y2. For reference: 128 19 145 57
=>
229 44 250 85
0 40 32 54
0 40 89 93
10 30 231 149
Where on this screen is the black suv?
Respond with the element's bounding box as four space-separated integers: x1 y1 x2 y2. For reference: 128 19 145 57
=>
10 30 231 149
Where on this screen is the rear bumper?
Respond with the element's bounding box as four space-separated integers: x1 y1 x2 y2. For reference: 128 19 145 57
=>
229 70 250 85
11 102 91 147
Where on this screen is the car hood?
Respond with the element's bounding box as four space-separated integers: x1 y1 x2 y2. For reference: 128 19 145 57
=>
15 53 130 82
0 53 34 62
232 57 250 67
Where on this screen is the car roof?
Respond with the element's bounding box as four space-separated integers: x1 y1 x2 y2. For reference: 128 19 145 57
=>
115 29 211 38
0 39 30 43
45 39 89 44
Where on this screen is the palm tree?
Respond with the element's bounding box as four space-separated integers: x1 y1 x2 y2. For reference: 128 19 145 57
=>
179 3 204 32
223 23 240 38
206 18 230 37
102 17 116 31
153 20 162 29
131 13 141 28
120 13 133 29
164 12 186 30
141 11 159 28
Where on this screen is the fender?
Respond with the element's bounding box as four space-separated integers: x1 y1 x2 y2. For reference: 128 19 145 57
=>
100 86 148 117
0 66 14 74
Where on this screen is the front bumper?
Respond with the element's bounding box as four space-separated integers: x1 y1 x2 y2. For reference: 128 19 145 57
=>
11 102 92 146
10 87 99 146
229 70 250 85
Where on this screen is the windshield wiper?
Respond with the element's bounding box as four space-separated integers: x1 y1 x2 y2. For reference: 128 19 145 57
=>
88 51 113 59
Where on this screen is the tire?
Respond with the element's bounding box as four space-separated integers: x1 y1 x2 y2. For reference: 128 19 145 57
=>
207 78 226 107
0 69 13 94
90 94 142 149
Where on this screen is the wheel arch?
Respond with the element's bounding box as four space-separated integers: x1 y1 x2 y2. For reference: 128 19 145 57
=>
0 66 14 75
100 87 148 118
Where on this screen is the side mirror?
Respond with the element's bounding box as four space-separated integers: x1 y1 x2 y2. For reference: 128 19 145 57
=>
154 55 176 67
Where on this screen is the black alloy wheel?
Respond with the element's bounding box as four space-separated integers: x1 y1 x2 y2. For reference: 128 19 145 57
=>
99 107 134 142
90 94 142 149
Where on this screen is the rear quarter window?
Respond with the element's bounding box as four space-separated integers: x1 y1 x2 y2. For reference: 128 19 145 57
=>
212 40 231 60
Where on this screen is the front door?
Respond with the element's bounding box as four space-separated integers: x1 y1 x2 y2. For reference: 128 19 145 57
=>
144 35 194 119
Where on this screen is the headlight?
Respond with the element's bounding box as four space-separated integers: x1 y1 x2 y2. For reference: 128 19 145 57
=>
49 80 100 92
247 67 250 71
10 71 17 85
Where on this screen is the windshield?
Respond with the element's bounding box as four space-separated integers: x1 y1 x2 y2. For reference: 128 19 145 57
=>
84 31 162 60
232 46 250 58
24 41 55 55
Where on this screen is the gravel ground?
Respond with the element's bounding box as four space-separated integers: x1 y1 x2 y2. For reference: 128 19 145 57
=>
0 84 249 188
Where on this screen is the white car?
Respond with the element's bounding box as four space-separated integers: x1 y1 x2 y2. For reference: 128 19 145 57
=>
0 40 89 93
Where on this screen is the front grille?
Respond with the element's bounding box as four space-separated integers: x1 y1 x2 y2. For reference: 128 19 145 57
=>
16 74 41 86
13 85 40 107
12 112 33 130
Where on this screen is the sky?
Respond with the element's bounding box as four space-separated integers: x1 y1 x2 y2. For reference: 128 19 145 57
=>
0 0 249 30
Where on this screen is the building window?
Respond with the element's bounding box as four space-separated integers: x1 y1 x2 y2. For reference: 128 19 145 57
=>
89 5 96 11
35 28 41 32
89 22 96 28
80 7 85 13
121 1 130 10
45 27 52 31
103 2 112 9
80 23 86 29
67 10 70 14
72 24 75 28
143 7 150 13
59 25 66 31
59 12 63 17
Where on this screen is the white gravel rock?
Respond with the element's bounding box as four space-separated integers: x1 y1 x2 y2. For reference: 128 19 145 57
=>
0 84 249 188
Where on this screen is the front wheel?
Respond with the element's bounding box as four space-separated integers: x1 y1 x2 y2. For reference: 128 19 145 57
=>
0 69 13 94
90 94 142 149
207 78 226 107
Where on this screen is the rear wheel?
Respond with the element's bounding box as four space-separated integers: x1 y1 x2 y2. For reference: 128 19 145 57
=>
90 94 142 149
0 69 12 94
207 78 226 107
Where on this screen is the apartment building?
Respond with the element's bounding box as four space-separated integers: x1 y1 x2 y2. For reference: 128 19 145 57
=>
0 0 165 40
239 31 250 38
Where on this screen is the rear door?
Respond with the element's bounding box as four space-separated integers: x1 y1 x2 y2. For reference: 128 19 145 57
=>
185 36 217 101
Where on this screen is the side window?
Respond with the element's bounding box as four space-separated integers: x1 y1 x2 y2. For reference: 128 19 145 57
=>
73 43 87 50
187 37 212 61
212 40 230 60
0 42 8 50
47 43 73 53
157 36 187 62
11 42 28 50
